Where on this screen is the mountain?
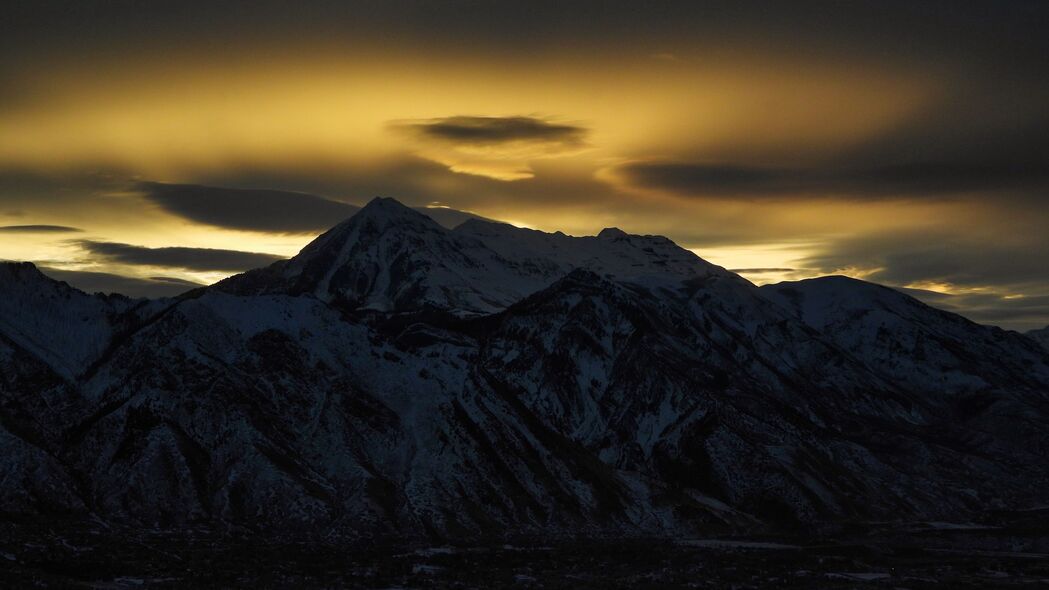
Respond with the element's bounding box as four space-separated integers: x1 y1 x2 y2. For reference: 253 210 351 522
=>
762 276 1049 396
414 205 493 229
218 197 727 314
24 199 490 301
2 197 1048 542
1028 326 1049 351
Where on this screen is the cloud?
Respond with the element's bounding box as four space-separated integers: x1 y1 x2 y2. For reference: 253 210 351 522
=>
414 206 491 229
391 116 589 180
615 159 1049 200
187 156 618 212
0 224 82 233
802 231 1049 289
617 162 799 197
797 228 1049 331
75 240 285 272
140 182 359 233
395 116 587 147
910 290 1049 331
37 267 202 299
138 174 500 231
729 267 795 274
6 2 1047 78
147 276 204 287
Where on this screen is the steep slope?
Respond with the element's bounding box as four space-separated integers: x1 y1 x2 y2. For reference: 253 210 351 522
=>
48 287 672 536
217 198 560 313
0 334 86 517
414 205 492 229
761 276 1049 470
219 197 731 315
481 271 1049 524
1028 325 1049 351
761 276 1049 396
17 268 1044 537
0 262 133 379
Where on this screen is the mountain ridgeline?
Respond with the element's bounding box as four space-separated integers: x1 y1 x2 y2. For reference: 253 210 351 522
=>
2 197 1048 541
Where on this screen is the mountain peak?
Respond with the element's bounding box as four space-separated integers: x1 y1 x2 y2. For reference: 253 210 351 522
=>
0 260 44 280
345 196 441 231
598 227 628 239
220 194 728 311
0 262 84 294
361 195 410 211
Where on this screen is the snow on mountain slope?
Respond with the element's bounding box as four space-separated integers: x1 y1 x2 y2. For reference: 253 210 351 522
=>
761 276 1049 396
218 198 557 313
0 326 89 516
413 206 491 229
1028 326 1049 351
55 287 668 535
481 270 1049 520
2 199 1049 541
41 267 1047 536
453 218 729 286
219 197 731 315
0 262 136 379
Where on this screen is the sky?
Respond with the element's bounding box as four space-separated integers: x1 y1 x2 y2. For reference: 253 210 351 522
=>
2 1 1048 330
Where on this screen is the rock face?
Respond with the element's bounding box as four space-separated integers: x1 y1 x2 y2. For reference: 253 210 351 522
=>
1028 326 1049 352
2 198 1048 541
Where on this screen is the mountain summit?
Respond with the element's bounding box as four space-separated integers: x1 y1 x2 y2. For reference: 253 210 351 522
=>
220 197 730 314
2 198 1048 542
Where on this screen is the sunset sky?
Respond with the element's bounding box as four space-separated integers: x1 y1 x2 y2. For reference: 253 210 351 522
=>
2 1 1048 330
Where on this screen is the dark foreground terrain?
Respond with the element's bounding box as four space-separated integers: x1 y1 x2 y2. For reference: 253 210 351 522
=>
3 511 1049 588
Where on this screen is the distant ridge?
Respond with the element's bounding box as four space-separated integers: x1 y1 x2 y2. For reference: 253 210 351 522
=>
1028 325 1049 351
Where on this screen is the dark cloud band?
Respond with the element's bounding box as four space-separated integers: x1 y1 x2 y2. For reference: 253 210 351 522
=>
0 224 82 233
141 182 359 233
617 160 1049 199
797 229 1049 331
75 240 285 272
140 179 495 232
730 267 795 274
393 116 587 147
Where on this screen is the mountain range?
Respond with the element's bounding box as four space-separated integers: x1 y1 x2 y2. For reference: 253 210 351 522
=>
2 197 1048 542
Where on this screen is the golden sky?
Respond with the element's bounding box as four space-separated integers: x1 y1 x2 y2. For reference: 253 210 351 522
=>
2 1 1048 329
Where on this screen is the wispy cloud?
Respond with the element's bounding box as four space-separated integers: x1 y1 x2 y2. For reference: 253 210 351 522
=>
0 224 82 233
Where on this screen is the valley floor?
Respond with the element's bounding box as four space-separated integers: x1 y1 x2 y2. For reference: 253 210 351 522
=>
3 516 1049 588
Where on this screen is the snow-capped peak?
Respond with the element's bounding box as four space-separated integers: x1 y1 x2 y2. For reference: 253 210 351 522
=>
357 196 439 226
221 197 730 314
